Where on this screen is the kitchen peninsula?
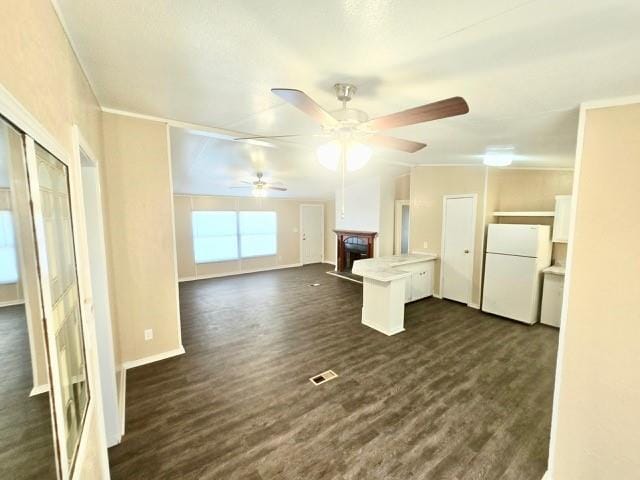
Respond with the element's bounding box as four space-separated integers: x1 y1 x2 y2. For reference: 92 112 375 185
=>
352 253 437 335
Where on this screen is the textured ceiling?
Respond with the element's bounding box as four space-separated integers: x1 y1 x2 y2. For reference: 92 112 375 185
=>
56 0 640 197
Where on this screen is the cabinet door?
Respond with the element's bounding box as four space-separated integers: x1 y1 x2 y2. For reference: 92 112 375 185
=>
411 271 428 301
541 274 564 327
552 195 572 243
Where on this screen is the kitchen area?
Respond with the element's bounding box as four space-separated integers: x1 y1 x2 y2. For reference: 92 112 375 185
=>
351 168 573 337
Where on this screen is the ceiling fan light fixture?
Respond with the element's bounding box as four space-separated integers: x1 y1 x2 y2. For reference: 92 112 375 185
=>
483 146 515 167
346 143 372 171
316 141 341 171
252 187 267 197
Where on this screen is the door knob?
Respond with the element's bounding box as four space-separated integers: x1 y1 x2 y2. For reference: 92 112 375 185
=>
464 249 469 254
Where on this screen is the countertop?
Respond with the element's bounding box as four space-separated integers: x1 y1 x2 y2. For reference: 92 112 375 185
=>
352 253 438 282
543 265 566 276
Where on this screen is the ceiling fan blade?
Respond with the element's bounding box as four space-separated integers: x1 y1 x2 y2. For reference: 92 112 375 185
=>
366 97 469 131
272 88 338 127
267 186 288 191
234 134 315 140
230 186 251 189
365 134 427 153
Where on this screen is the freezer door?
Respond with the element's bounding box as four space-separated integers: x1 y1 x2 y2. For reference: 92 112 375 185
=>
486 224 542 257
482 253 540 324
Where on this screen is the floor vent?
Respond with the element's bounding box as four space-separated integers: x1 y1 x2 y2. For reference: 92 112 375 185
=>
309 283 321 287
309 370 338 386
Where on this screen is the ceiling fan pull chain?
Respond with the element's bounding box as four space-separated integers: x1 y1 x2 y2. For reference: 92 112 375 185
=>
341 141 346 219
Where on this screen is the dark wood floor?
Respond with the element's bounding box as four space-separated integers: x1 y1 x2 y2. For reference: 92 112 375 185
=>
0 304 56 479
109 263 558 480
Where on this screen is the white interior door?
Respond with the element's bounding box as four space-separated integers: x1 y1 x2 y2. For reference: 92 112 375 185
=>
441 195 475 304
300 205 323 264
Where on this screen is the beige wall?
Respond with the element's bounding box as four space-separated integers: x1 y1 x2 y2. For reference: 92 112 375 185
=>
0 0 109 476
394 174 410 200
324 197 336 264
102 113 182 363
174 194 330 279
550 102 640 480
486 168 574 264
409 166 487 305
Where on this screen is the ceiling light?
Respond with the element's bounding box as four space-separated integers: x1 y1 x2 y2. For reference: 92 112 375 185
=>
483 146 515 166
316 141 341 171
316 141 372 171
252 187 267 197
346 143 372 171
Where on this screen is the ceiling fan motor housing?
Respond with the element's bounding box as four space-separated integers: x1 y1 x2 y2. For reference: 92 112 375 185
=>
334 83 357 103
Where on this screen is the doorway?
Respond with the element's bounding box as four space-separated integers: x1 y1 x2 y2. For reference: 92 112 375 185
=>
77 128 121 448
440 194 476 304
300 204 324 265
394 200 410 255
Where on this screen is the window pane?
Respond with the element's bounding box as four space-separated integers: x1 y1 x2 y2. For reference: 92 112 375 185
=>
239 211 277 235
192 211 237 236
194 236 238 263
0 211 18 284
240 234 277 257
192 211 239 263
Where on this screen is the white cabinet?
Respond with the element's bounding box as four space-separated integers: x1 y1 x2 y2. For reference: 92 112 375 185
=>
541 272 564 327
402 261 434 303
552 195 572 243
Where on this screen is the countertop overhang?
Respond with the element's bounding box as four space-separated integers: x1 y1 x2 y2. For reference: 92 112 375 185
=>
352 253 438 282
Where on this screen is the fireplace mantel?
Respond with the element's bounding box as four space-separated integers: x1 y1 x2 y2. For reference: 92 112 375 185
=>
334 230 377 272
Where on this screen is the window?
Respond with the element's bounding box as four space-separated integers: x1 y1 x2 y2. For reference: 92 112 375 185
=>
0 211 19 284
192 211 238 263
191 210 278 263
239 211 277 258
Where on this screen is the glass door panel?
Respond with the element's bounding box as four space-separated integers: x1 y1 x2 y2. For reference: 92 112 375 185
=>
26 139 90 477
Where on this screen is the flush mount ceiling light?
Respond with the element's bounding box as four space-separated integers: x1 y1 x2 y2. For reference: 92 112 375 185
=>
315 141 372 172
483 146 515 166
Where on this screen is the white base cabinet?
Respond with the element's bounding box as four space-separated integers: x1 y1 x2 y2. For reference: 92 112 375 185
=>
541 272 565 327
402 261 434 303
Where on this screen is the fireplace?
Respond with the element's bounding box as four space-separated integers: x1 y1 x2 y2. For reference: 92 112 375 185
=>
334 230 377 272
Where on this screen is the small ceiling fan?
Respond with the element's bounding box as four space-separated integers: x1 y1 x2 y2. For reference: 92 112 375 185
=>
236 83 469 169
230 172 287 197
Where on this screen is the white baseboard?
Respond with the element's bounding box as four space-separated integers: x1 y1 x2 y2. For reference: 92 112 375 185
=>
122 345 185 370
0 299 26 308
433 293 443 299
30 383 49 397
324 260 336 266
179 263 302 282
468 302 481 309
118 368 126 437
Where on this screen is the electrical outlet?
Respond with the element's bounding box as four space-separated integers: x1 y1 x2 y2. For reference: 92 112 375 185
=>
423 241 429 249
144 329 153 341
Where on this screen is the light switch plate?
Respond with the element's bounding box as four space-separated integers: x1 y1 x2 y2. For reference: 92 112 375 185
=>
144 329 153 341
423 241 429 249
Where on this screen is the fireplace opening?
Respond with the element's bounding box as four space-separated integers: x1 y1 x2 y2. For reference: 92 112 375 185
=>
344 237 368 272
334 230 377 273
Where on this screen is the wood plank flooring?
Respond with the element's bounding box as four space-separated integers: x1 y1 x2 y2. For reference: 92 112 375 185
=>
0 305 56 479
109 263 558 479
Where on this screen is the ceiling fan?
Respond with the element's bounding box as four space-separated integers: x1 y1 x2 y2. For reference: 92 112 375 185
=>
230 172 287 197
237 83 469 170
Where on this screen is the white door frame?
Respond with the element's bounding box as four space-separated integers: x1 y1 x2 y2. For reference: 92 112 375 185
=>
0 83 110 479
439 194 477 306
299 204 324 265
394 200 410 255
73 125 121 447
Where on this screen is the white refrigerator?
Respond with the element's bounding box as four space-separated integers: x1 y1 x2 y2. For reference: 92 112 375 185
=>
482 224 552 324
